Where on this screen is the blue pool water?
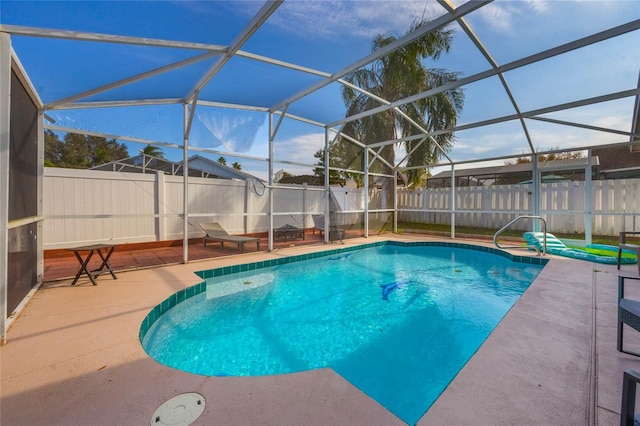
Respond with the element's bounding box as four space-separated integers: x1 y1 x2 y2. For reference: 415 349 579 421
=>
142 243 545 425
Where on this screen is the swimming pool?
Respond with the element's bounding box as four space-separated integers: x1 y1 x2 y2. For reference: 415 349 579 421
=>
140 241 547 424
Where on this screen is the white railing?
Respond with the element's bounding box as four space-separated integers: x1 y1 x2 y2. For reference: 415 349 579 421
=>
494 215 547 255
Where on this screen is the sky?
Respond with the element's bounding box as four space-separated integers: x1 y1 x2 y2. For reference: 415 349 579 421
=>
2 0 639 179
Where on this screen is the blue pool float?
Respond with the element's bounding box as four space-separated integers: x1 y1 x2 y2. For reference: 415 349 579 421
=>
523 232 636 265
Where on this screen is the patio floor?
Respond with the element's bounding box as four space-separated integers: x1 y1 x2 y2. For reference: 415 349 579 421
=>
2 234 640 425
43 230 328 283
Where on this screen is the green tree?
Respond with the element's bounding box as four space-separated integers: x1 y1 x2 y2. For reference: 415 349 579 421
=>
141 144 165 159
232 162 242 171
44 130 63 167
60 133 92 168
340 19 464 187
44 131 128 169
312 143 359 186
217 156 227 165
90 136 129 165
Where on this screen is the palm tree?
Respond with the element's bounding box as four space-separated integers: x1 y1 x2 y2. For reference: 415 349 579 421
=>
340 19 464 186
217 156 227 166
141 144 165 159
232 162 242 171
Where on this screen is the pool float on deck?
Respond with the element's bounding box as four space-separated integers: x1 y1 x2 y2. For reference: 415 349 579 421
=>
523 232 637 265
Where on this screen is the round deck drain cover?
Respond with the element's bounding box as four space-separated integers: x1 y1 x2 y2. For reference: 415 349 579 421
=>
151 392 206 426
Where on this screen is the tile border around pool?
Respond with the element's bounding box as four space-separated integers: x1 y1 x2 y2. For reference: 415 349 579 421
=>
138 240 548 343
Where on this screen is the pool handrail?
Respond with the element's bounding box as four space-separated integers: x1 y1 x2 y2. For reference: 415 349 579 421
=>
494 215 547 256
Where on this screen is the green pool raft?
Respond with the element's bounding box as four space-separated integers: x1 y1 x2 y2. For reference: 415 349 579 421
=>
523 232 637 265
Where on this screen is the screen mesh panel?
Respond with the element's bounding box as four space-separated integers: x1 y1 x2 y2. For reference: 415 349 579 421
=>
8 70 38 313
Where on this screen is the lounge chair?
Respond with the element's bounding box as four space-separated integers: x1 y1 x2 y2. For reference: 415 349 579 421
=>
618 231 640 275
200 222 260 253
312 215 325 236
620 369 640 425
312 214 344 241
618 274 640 357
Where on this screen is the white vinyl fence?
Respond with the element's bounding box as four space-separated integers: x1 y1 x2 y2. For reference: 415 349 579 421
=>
44 168 639 248
398 179 640 236
43 168 325 249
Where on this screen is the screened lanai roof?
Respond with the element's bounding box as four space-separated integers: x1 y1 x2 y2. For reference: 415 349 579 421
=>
2 0 639 178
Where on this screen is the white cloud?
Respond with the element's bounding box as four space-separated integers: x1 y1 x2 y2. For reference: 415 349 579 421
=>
475 0 550 33
524 0 550 14
527 125 628 153
539 100 633 133
592 115 631 132
261 0 553 41
264 1 446 40
476 3 514 32
195 111 265 153
455 131 528 157
273 132 326 171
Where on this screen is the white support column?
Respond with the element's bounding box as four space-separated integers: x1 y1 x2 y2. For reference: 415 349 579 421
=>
268 112 274 251
244 179 250 234
36 110 44 284
364 148 369 238
393 170 398 234
585 151 593 244
324 128 330 243
450 165 456 239
182 104 189 263
0 32 11 344
302 182 307 231
532 155 541 232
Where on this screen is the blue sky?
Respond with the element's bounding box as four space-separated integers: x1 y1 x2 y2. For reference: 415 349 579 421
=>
2 0 639 179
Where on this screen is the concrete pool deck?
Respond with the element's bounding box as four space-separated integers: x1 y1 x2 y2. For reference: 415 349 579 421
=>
2 234 639 425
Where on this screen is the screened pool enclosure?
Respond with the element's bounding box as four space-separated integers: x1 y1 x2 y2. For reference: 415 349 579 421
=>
1 1 639 341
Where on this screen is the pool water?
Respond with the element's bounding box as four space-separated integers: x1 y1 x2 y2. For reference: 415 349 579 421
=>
142 243 545 424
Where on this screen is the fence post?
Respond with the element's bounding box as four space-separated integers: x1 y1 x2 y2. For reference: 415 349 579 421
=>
450 166 456 238
585 153 592 243
302 182 307 230
156 171 166 241
532 157 541 232
244 179 250 234
394 171 398 233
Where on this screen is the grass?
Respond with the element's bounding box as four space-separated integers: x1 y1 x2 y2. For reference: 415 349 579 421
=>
393 221 621 246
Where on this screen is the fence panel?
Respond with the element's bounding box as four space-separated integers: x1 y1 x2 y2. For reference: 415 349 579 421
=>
44 168 640 248
43 168 157 248
43 169 330 248
398 179 640 236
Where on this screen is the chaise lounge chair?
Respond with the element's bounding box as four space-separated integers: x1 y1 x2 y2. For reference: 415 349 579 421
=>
620 369 640 425
618 274 640 357
312 214 344 241
200 222 260 253
618 231 640 275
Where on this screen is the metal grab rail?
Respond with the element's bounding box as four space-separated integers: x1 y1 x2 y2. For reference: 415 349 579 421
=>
493 215 547 256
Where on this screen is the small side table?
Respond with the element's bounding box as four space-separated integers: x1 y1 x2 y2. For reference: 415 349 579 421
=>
274 224 305 241
67 244 117 286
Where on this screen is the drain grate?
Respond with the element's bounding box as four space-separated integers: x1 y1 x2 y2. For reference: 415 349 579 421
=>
151 392 206 426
